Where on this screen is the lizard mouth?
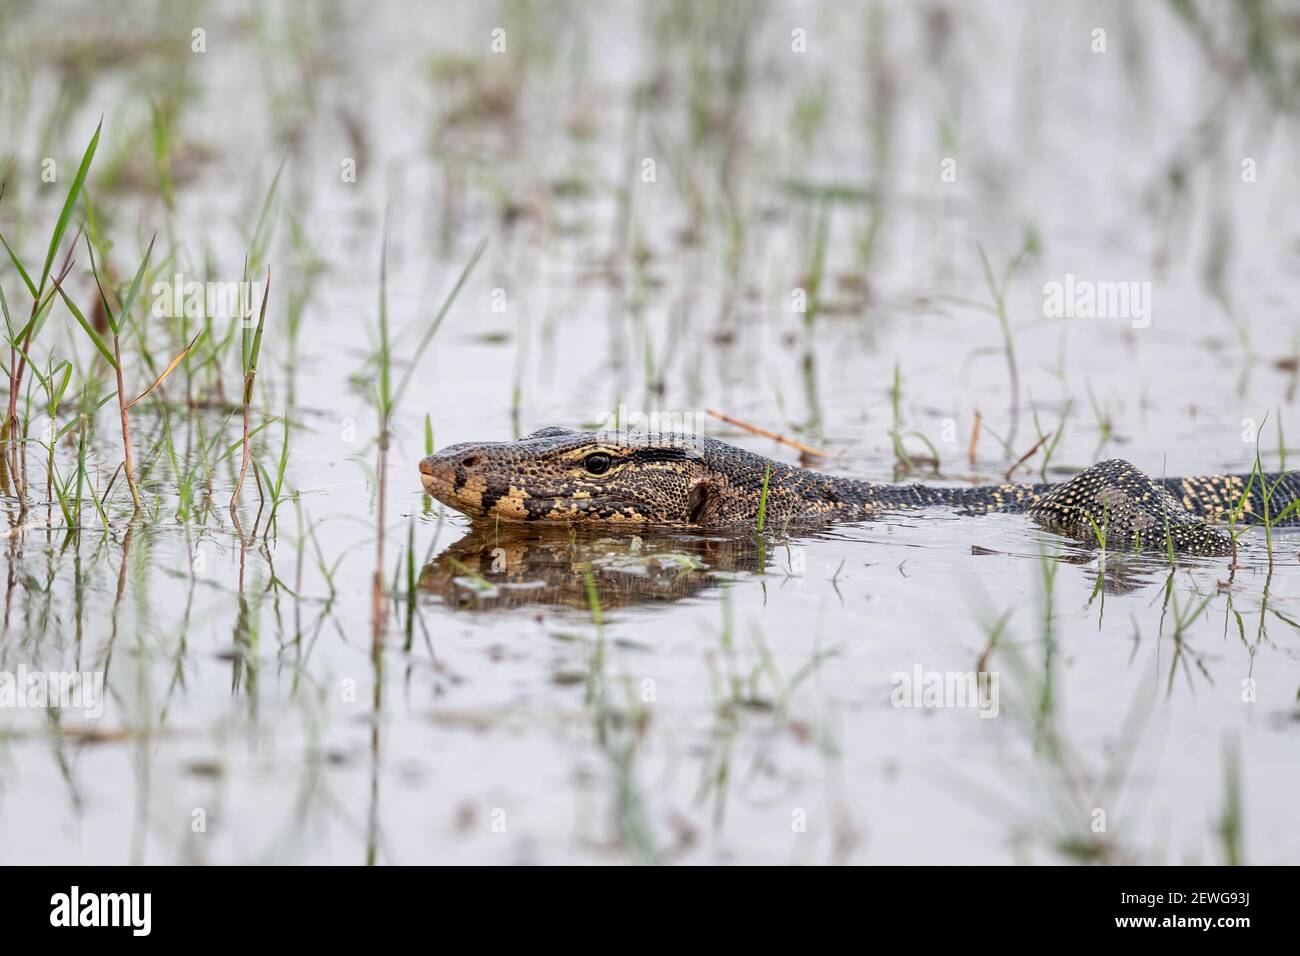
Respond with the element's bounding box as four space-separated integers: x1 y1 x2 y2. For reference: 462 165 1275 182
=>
510 495 652 523
419 457 474 514
420 471 452 497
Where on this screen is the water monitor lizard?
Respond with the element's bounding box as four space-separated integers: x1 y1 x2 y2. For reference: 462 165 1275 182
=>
418 426 1300 555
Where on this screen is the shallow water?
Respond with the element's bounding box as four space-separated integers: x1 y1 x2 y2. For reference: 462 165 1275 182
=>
2 0 1299 864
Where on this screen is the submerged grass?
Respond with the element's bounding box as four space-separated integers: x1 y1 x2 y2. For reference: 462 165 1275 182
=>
755 461 771 532
2 120 101 508
231 270 270 513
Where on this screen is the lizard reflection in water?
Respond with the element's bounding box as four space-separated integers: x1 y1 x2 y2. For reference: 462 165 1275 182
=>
418 524 1186 615
418 524 778 612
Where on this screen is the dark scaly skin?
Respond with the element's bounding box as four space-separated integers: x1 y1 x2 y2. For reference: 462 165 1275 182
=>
418 427 1300 556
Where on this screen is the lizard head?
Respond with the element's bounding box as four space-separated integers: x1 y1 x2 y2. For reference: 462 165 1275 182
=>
418 426 721 525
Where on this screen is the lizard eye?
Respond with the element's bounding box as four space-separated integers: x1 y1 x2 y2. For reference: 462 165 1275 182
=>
583 453 612 475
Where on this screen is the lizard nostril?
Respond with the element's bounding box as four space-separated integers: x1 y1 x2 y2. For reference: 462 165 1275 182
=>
461 455 481 469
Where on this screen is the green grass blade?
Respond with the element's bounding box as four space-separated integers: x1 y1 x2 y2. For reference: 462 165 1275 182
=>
13 283 62 343
0 280 14 339
13 346 50 389
83 236 118 328
0 232 37 300
52 277 118 369
114 234 157 335
1269 498 1300 525
248 157 285 269
218 415 279 463
243 271 271 403
392 237 487 409
583 563 604 630
40 119 101 294
272 415 290 502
